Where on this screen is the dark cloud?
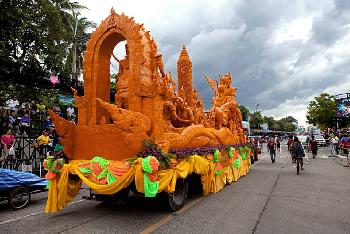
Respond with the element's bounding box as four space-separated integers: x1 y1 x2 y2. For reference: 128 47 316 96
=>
151 0 350 117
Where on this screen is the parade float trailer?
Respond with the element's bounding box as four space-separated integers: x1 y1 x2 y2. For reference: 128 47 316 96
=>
45 9 253 213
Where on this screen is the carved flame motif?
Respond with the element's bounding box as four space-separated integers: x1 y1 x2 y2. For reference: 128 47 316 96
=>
49 9 247 161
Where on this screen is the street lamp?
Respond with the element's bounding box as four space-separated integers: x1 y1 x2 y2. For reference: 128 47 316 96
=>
65 1 80 87
251 103 259 129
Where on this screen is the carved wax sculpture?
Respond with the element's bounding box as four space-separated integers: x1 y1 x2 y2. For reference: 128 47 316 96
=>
177 46 194 107
49 9 247 161
115 44 130 109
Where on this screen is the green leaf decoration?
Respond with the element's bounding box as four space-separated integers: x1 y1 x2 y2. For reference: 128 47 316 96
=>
234 158 241 168
228 147 234 158
143 173 159 197
142 156 154 173
106 172 117 184
91 156 110 168
213 149 219 162
214 168 223 175
79 167 91 174
239 147 247 160
54 144 64 151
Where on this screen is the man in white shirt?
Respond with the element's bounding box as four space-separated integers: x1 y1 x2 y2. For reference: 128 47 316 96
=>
6 96 19 111
66 106 75 119
330 136 338 157
21 98 32 110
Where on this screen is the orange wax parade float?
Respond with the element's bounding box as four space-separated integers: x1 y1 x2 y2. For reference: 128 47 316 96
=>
45 9 253 213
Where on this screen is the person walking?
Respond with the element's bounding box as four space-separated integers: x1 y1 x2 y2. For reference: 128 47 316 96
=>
287 135 295 163
249 138 256 165
252 138 259 161
291 136 305 174
259 137 265 153
330 135 338 157
267 137 276 163
275 136 281 155
308 135 318 159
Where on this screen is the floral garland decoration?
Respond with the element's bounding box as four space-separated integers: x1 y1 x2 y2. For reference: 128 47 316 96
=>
170 143 253 157
228 147 241 168
138 140 177 169
244 146 252 158
79 156 117 185
141 156 159 197
43 156 65 189
239 147 247 160
213 149 224 175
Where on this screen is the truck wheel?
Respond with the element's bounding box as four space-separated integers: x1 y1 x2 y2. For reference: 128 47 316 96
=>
8 186 30 210
112 187 130 204
168 179 188 211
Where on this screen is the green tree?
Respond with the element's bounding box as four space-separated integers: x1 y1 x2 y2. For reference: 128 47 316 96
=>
250 111 264 129
306 93 336 129
239 105 250 121
275 116 297 132
0 0 95 90
263 116 275 130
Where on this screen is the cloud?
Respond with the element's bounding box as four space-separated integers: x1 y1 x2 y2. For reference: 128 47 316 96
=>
78 0 350 126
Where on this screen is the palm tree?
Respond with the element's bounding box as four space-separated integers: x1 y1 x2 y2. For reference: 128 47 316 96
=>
50 0 96 85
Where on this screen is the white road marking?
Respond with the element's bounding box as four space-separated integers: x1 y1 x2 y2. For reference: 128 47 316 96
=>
0 199 85 225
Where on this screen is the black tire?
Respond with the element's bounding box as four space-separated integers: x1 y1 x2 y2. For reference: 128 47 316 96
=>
112 187 130 204
168 179 188 211
8 186 31 210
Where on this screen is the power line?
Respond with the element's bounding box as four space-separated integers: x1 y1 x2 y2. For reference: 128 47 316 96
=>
110 62 119 73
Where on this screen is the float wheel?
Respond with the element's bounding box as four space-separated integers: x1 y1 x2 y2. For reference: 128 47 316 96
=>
168 179 188 211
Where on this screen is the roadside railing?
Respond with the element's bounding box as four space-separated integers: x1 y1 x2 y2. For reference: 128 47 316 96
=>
0 136 51 177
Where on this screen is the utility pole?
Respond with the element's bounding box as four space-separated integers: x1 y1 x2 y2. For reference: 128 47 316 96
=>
67 1 80 87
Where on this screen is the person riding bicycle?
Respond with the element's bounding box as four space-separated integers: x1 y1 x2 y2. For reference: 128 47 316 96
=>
291 136 305 174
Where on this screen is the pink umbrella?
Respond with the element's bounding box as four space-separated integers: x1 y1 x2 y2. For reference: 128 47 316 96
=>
50 75 59 85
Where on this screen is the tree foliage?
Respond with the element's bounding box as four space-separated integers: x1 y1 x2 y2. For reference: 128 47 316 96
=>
276 116 297 132
263 116 275 129
250 111 264 129
306 93 336 129
0 0 95 90
238 104 297 132
239 105 250 121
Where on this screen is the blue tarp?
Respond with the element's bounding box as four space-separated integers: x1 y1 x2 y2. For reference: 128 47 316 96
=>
0 169 47 190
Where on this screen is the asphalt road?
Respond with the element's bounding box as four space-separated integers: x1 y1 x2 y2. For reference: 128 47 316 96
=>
1 143 349 234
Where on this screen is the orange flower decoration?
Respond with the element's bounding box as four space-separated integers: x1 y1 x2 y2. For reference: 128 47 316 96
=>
45 171 56 180
149 157 159 172
91 162 103 176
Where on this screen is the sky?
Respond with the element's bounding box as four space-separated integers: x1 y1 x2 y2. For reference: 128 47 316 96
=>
77 0 350 126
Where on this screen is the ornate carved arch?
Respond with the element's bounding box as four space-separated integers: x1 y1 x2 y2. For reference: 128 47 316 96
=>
80 9 147 125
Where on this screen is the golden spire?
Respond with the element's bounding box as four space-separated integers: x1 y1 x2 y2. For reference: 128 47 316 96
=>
178 45 191 61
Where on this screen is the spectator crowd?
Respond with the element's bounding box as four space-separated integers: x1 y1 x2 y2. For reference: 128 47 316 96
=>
0 95 76 167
